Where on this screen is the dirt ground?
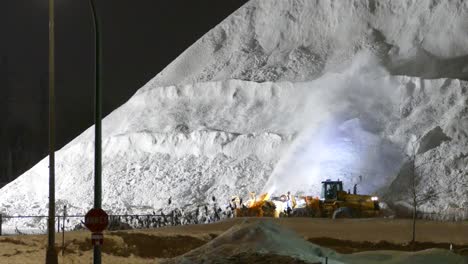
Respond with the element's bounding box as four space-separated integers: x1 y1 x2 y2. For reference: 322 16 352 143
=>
0 218 466 263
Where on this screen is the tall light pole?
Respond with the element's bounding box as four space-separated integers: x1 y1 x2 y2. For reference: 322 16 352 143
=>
88 0 103 263
46 0 58 263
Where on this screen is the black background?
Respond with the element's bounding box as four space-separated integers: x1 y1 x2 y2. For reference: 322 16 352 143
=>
0 0 248 186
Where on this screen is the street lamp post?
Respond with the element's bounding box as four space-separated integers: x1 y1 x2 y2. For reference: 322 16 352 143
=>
45 1 103 263
46 0 58 263
88 0 103 263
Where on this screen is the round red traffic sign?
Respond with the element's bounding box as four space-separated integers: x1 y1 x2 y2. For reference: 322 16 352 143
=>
84 208 109 233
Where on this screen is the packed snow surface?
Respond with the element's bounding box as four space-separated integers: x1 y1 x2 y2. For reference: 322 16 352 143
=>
1 0 468 222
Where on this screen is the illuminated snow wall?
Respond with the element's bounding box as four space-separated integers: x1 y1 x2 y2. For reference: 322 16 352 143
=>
264 118 403 196
264 53 404 197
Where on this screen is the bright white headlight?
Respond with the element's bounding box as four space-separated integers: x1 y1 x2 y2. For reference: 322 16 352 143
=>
371 196 379 201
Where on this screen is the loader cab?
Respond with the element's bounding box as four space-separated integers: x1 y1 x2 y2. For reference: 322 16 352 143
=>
321 180 343 201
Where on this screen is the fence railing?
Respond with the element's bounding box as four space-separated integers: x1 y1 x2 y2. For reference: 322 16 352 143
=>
0 213 225 236
0 214 181 236
0 202 233 237
1 205 465 236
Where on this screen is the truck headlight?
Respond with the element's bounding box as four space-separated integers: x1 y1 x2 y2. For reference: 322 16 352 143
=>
371 196 379 201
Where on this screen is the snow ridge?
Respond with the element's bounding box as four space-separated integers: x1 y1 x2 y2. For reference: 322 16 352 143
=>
151 0 468 87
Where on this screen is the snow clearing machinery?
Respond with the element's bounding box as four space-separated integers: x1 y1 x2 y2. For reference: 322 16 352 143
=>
233 179 381 219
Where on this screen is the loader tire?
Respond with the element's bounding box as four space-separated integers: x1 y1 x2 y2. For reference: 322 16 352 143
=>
332 207 353 219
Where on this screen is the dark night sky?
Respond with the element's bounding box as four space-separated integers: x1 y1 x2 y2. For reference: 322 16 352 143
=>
0 0 248 184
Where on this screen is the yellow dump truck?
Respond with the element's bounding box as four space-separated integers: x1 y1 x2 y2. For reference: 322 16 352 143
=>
235 180 381 219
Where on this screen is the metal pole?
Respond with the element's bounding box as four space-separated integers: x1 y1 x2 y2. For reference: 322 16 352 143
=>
88 0 102 263
0 214 2 236
46 0 58 263
62 205 66 256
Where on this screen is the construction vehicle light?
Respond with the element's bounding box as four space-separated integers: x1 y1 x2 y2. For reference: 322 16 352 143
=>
371 196 379 201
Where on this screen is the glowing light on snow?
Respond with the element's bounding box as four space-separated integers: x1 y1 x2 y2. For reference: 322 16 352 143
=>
263 117 402 197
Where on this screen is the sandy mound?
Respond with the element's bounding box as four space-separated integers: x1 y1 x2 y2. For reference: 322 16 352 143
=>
162 219 334 264
163 220 467 264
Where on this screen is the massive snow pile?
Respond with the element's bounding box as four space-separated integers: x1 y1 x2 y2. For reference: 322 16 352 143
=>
0 0 467 222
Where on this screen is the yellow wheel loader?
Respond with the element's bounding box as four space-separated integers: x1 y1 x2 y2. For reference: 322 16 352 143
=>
298 180 381 218
234 180 381 219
